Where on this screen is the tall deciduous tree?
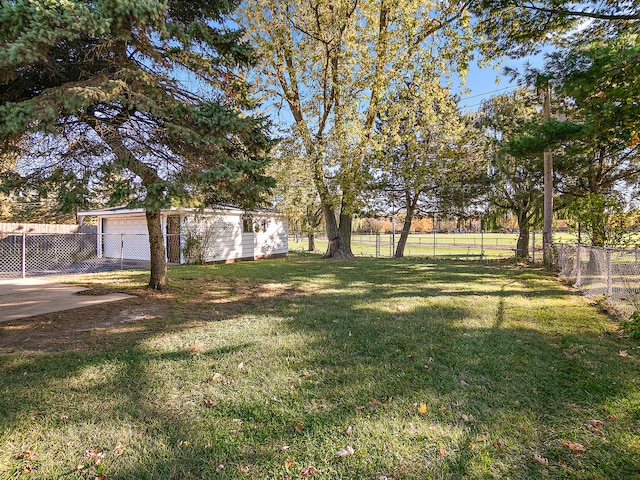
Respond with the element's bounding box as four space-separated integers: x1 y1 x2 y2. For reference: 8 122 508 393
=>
0 0 274 289
372 82 486 257
479 89 543 259
239 0 475 258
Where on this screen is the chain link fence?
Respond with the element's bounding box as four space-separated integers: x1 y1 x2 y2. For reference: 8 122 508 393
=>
554 243 640 318
292 231 544 261
0 233 153 278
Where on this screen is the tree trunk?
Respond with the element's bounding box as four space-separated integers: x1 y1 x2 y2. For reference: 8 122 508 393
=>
515 212 530 260
96 125 168 290
146 210 167 290
322 204 354 259
307 232 316 252
395 206 415 258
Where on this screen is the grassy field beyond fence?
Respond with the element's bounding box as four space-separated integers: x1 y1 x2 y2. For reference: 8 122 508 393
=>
1 254 639 479
290 232 581 260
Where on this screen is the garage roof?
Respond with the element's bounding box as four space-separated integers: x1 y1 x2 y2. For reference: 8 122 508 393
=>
76 206 283 219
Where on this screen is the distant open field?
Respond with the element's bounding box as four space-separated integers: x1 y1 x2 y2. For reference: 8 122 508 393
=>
290 232 582 260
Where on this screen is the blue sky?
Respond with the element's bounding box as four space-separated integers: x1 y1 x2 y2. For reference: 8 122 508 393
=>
457 54 547 112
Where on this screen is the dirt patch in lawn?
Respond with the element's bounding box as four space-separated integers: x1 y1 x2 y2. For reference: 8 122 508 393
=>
0 277 306 355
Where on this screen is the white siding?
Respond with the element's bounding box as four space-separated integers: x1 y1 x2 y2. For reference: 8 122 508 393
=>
182 214 245 263
96 210 287 263
253 216 288 257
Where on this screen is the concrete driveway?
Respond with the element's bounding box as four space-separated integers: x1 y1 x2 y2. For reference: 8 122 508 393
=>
0 278 134 322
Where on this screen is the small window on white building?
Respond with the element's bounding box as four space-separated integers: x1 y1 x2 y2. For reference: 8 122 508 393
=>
242 216 254 233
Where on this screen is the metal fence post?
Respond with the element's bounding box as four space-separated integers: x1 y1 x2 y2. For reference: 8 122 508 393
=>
606 248 613 301
575 244 582 287
120 233 124 270
433 229 436 258
532 231 536 263
376 232 380 257
21 232 26 279
481 230 484 259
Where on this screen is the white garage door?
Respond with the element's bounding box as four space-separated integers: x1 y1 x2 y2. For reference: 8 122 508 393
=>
102 216 150 261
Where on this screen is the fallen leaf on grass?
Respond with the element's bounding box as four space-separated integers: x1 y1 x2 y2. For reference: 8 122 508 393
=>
85 450 105 465
587 424 603 434
22 450 36 460
74 465 84 471
114 442 125 455
563 441 585 453
417 403 427 415
280 445 290 451
204 399 216 407
590 419 604 427
295 422 306 432
300 465 318 477
336 446 355 457
284 458 295 469
619 350 629 357
534 454 548 466
609 415 617 421
346 426 353 435
439 445 447 456
95 475 107 480
216 465 225 472
238 362 245 369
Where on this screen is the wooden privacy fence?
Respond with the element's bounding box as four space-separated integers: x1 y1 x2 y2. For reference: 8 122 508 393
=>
0 222 97 234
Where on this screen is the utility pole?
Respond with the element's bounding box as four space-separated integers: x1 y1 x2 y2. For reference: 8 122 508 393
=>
543 82 553 267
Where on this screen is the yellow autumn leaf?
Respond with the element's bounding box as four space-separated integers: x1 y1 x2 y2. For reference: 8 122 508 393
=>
418 403 427 414
563 440 585 453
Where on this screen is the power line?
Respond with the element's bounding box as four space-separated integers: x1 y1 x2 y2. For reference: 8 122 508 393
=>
458 84 517 102
458 85 520 111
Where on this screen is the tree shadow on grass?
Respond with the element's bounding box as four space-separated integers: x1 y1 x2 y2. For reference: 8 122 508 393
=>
0 256 639 479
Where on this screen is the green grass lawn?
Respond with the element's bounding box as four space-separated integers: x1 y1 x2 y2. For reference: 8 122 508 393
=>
1 254 639 479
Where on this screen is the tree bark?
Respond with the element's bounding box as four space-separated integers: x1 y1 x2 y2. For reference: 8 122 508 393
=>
307 232 316 252
322 203 355 259
94 122 168 290
395 205 415 258
146 210 167 290
515 212 530 260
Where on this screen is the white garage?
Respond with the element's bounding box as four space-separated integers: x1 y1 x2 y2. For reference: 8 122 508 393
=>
77 206 288 264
